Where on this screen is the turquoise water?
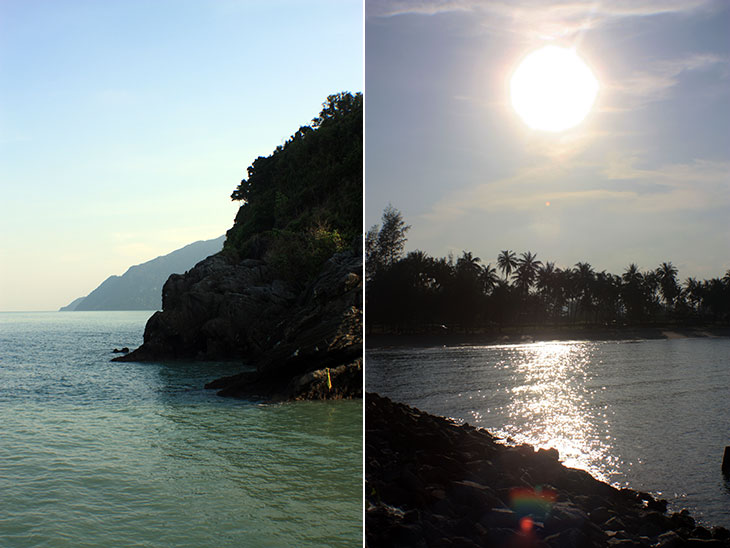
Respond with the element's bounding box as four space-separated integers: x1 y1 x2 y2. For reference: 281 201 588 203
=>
367 338 730 528
0 312 362 547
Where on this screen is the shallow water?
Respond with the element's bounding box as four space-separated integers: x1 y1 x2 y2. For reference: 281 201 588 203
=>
366 338 730 527
0 311 362 547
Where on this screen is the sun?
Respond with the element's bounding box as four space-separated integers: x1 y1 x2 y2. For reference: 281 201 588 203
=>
510 45 598 132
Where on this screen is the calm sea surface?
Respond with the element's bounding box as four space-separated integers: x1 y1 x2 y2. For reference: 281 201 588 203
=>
366 338 730 527
0 311 362 547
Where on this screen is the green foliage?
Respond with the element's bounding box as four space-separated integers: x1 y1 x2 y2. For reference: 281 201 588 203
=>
264 226 348 282
365 205 410 281
225 92 362 264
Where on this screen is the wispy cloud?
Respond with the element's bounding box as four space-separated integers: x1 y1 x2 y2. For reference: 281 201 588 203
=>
420 156 730 226
600 53 727 111
368 0 719 40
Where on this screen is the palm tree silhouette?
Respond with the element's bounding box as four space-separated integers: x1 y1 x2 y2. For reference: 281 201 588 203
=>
480 263 500 294
513 251 542 295
621 264 644 322
574 262 596 322
497 250 518 283
656 261 679 311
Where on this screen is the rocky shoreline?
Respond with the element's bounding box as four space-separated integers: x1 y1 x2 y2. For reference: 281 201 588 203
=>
366 392 729 548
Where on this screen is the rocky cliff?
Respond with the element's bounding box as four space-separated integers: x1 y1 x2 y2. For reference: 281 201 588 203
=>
115 246 362 400
114 93 362 401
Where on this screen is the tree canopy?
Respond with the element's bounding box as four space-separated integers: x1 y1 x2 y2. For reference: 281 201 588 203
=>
224 92 362 281
366 208 730 332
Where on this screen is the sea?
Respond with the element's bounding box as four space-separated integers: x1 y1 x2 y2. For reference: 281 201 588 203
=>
366 337 730 528
0 311 362 547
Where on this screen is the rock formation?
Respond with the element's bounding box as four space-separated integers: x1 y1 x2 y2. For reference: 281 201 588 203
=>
114 92 363 401
114 246 362 401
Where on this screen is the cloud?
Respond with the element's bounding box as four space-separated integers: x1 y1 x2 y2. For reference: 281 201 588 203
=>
367 0 719 39
420 156 730 226
600 53 726 111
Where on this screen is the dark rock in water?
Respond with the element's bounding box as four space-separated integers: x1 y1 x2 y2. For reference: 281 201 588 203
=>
115 248 362 401
365 392 730 548
112 347 130 353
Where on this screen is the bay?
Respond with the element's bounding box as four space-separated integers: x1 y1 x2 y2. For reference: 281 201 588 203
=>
0 311 362 547
366 337 730 527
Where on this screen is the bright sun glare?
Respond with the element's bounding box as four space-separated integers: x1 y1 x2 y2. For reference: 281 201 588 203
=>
510 45 599 132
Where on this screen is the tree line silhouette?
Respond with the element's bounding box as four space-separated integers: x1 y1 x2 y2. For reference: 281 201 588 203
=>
366 207 730 332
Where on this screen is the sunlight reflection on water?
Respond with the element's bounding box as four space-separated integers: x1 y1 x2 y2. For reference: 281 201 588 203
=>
491 342 618 482
367 338 730 527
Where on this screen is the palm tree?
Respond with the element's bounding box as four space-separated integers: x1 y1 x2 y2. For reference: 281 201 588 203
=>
656 262 679 311
536 262 556 296
594 271 621 324
574 262 596 323
480 263 499 294
621 264 644 322
513 251 543 295
456 251 482 277
497 250 518 282
642 270 661 318
683 277 701 314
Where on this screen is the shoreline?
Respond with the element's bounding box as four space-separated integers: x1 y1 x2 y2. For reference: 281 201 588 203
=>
366 392 730 547
366 325 730 349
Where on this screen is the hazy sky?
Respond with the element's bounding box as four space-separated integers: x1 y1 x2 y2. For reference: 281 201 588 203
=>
0 0 362 311
366 0 729 282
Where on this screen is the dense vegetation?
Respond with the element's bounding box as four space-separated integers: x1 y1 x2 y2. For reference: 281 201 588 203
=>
366 207 730 332
224 92 362 282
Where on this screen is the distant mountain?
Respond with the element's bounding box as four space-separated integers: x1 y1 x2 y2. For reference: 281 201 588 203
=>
59 296 87 312
60 236 225 311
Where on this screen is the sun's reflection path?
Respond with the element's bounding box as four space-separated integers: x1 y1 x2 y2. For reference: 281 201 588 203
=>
494 341 619 483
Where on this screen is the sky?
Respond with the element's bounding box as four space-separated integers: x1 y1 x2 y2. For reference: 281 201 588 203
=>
0 0 363 311
365 0 729 282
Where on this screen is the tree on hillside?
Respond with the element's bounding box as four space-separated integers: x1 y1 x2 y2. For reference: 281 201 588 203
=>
365 205 411 281
225 91 362 260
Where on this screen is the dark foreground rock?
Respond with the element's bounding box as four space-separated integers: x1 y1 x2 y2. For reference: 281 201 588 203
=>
114 249 362 401
366 393 730 548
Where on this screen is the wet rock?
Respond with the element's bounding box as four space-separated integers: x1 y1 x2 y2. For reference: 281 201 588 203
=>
656 530 684 548
589 506 613 524
544 502 590 533
671 510 697 530
544 527 589 548
686 540 726 548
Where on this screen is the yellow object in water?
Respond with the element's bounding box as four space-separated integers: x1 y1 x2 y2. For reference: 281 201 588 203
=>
326 368 332 390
